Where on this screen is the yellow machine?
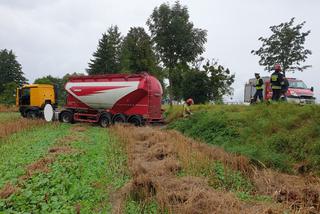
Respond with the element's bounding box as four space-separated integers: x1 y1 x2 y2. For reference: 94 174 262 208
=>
16 84 57 118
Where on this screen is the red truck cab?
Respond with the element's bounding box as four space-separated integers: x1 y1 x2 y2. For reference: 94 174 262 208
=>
245 77 316 104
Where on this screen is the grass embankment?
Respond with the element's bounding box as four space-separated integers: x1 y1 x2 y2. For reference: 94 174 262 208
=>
0 123 129 213
167 103 320 174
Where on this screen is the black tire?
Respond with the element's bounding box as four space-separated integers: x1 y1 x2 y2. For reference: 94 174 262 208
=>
26 110 37 119
21 111 27 118
59 111 73 123
112 114 126 124
128 115 142 126
99 114 111 128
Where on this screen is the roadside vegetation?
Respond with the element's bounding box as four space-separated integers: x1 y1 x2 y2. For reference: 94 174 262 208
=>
167 103 320 174
111 125 306 213
0 123 69 189
0 115 130 213
0 112 19 123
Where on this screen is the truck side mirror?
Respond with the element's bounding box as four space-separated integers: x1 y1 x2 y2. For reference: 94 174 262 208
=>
311 87 314 92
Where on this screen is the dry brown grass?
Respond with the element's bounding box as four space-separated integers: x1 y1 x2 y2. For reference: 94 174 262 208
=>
164 129 320 211
0 183 18 199
110 125 295 214
0 118 46 139
0 105 18 112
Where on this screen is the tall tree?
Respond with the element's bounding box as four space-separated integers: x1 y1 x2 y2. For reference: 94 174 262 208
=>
121 27 157 74
147 1 207 102
0 82 18 105
251 18 312 76
203 60 235 102
0 49 27 93
87 26 122 75
181 69 210 104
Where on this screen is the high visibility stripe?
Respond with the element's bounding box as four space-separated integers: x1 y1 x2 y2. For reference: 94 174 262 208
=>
256 79 263 90
271 75 278 81
272 86 281 89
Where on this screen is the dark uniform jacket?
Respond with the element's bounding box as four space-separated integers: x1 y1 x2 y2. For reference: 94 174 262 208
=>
270 72 284 90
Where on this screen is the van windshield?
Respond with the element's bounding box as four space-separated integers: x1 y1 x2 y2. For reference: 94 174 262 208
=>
289 81 308 89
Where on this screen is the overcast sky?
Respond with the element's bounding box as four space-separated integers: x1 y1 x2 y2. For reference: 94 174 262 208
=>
1 0 319 101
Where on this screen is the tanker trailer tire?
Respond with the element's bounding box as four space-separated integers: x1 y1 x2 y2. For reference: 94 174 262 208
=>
26 110 38 119
59 111 74 123
99 113 111 128
112 114 126 124
128 115 142 126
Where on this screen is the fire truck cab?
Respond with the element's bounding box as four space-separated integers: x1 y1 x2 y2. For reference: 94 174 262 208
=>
244 77 315 104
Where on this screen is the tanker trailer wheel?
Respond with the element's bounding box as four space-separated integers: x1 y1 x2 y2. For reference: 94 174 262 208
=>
59 111 73 123
112 114 126 124
128 115 142 126
26 110 38 119
99 113 111 128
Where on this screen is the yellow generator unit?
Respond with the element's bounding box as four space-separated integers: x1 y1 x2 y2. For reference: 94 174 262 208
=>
16 84 57 118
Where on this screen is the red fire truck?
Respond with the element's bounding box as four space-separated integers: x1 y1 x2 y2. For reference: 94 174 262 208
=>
244 77 315 104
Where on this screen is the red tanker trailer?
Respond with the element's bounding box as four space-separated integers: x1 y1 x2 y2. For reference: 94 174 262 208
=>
59 73 163 127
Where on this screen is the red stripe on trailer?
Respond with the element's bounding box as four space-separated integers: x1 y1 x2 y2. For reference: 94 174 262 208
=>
70 86 128 96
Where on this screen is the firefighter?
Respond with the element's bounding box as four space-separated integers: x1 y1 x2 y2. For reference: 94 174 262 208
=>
253 73 264 103
183 98 193 118
270 64 284 101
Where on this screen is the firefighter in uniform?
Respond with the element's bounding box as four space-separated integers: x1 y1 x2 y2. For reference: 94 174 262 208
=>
270 64 284 101
253 73 264 103
183 98 194 118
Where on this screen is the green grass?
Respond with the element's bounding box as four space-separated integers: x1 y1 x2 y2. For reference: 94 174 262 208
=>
0 123 70 189
167 103 320 173
0 126 130 213
0 112 20 123
125 199 159 214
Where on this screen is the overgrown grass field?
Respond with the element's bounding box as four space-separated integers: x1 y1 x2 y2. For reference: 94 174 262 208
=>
0 114 131 213
168 103 320 174
1 103 320 213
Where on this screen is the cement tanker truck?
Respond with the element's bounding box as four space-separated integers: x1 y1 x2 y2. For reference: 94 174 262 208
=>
16 73 163 127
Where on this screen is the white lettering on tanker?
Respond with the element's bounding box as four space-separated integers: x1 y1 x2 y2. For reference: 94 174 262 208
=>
65 81 140 109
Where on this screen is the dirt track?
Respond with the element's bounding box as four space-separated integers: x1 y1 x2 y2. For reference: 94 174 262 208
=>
110 125 320 213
